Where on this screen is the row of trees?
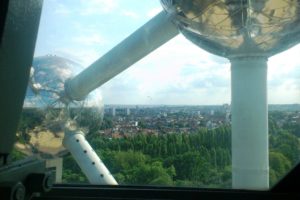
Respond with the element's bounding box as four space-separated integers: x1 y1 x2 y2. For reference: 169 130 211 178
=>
13 109 300 188
63 118 300 187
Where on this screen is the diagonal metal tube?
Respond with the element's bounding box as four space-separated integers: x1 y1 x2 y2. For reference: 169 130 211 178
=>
65 11 179 101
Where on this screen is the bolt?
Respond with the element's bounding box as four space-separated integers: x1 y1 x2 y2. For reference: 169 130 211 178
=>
12 183 25 200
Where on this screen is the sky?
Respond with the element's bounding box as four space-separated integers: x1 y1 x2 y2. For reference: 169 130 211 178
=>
34 0 300 105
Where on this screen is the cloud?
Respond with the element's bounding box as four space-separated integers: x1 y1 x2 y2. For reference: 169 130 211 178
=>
180 64 202 76
121 10 139 19
54 47 103 67
267 44 300 103
269 44 300 78
268 80 300 104
79 0 119 15
99 34 231 105
191 77 229 89
35 0 300 105
72 34 107 46
146 7 163 17
54 3 72 15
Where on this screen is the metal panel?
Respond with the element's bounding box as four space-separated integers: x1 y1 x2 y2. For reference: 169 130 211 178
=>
0 0 43 161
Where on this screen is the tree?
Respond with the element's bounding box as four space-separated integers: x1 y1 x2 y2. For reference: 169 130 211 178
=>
11 149 26 162
269 151 292 186
131 161 174 185
270 130 300 164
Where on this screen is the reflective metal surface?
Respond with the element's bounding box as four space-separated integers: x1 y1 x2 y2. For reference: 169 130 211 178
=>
162 0 300 57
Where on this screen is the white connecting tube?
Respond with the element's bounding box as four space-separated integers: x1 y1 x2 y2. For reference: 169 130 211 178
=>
64 11 179 101
63 121 117 185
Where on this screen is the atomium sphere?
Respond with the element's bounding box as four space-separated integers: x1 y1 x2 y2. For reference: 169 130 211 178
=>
161 0 300 57
18 55 104 157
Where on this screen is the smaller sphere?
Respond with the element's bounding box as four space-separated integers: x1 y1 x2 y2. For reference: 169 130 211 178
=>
19 56 104 158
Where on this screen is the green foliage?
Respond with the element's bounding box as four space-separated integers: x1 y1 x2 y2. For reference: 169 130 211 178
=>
100 116 113 129
270 130 300 164
63 169 87 183
62 119 300 188
63 127 233 187
130 161 174 185
98 151 174 185
18 108 45 131
269 151 292 186
70 107 103 134
103 150 147 173
17 108 45 143
10 149 26 162
17 109 299 188
62 155 88 183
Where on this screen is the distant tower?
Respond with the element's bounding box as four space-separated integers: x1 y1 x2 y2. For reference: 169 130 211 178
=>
162 0 300 189
126 108 130 116
197 111 201 116
225 112 231 124
112 107 116 117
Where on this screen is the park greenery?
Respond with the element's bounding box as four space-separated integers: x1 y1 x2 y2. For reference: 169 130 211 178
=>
13 108 300 188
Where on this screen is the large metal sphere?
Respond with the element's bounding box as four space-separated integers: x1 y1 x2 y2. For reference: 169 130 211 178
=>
19 56 104 157
161 0 300 57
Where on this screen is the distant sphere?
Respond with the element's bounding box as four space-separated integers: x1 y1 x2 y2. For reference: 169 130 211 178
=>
20 55 104 157
25 55 83 107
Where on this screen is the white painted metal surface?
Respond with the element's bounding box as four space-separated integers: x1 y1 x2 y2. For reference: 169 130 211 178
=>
230 56 269 189
65 11 178 101
63 123 117 185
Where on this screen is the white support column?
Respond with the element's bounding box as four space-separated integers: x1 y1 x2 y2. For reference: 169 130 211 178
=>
63 128 118 185
230 56 269 190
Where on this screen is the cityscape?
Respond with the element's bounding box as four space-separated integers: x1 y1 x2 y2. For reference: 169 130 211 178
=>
13 103 300 187
98 104 300 139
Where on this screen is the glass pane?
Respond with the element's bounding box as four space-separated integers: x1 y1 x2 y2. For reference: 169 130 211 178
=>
15 0 300 189
268 47 300 187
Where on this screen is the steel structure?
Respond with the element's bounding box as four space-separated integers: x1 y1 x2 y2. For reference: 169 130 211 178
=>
63 0 300 189
1 0 300 198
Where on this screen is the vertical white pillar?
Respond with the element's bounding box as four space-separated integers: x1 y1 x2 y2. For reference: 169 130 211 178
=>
46 158 63 183
230 56 269 189
63 130 118 185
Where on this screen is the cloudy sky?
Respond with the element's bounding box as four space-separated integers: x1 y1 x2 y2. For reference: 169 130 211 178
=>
34 0 300 105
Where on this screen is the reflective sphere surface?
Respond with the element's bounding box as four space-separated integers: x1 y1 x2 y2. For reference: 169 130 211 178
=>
18 56 104 157
161 0 300 57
